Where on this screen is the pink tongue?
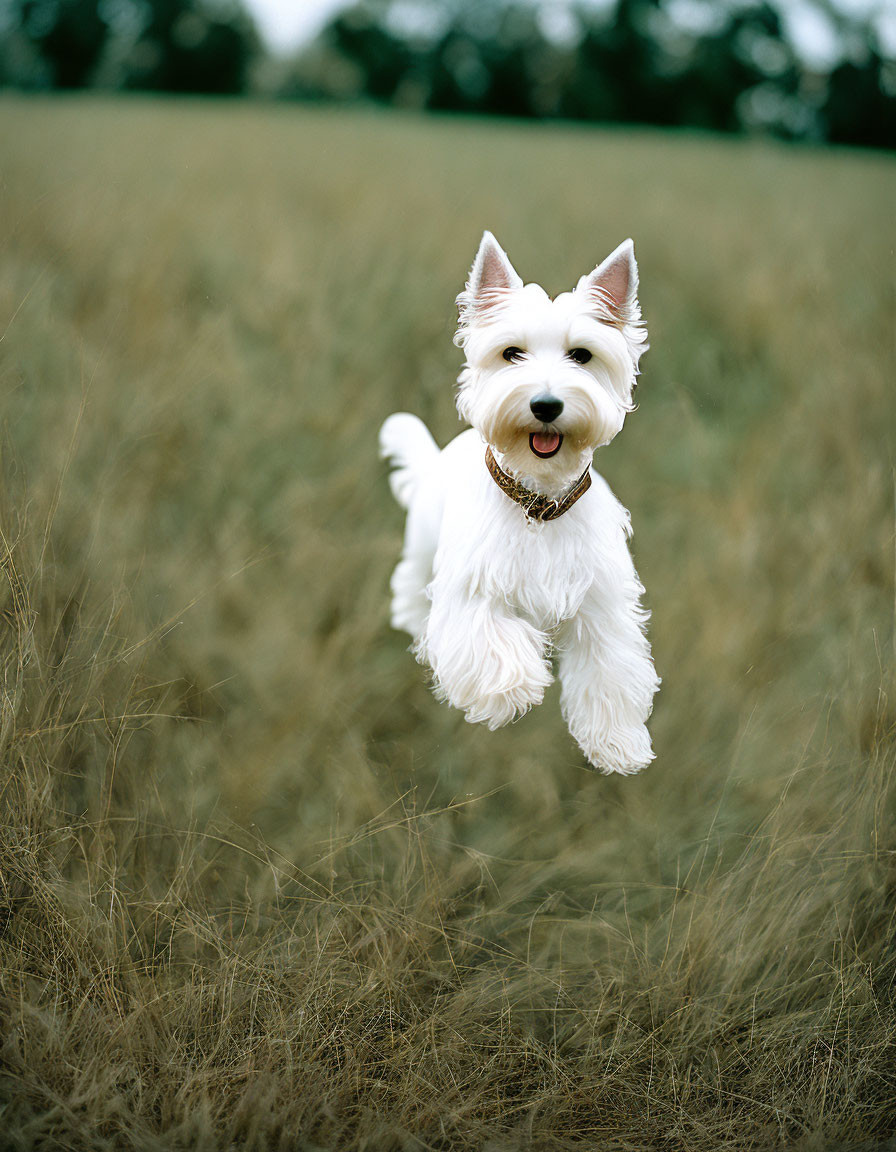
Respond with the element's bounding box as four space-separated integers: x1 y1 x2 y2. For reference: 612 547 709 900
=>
532 432 561 455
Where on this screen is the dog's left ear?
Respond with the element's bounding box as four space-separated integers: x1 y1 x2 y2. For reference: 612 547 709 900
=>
577 239 641 328
577 239 647 377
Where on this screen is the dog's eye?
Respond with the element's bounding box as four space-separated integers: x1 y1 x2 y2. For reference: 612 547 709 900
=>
502 347 525 363
567 348 592 364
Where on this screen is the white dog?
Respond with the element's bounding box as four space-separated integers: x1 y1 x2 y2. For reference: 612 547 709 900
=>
380 232 659 773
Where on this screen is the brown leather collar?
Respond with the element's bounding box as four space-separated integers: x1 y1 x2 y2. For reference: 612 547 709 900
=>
485 445 592 522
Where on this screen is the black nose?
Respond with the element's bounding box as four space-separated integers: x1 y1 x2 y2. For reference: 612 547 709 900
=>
529 395 563 423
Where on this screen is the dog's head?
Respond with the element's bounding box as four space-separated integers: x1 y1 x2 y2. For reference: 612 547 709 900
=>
454 231 647 490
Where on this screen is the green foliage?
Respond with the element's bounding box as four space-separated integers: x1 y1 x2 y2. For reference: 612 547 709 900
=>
3 0 894 147
18 0 108 87
0 97 894 1149
289 0 895 149
2 0 260 92
118 0 259 94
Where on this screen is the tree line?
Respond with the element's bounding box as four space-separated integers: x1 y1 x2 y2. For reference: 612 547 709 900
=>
1 0 258 93
1 0 893 149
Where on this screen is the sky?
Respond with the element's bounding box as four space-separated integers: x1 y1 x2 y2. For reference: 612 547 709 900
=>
241 0 896 67
243 0 348 50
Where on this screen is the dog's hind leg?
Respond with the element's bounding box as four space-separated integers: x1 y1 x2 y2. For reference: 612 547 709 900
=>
380 413 443 639
389 496 439 639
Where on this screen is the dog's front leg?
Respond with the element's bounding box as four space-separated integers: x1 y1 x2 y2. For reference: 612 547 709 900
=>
558 585 659 774
419 585 552 730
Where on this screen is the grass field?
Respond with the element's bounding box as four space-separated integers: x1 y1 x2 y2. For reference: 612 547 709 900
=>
0 95 894 1150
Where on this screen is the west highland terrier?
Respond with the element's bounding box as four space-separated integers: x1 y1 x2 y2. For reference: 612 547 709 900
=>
380 232 659 773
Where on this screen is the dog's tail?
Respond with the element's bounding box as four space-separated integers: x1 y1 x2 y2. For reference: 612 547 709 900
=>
379 412 439 509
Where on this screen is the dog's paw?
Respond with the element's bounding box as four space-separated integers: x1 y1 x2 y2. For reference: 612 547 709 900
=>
461 676 550 730
574 723 655 775
424 598 552 730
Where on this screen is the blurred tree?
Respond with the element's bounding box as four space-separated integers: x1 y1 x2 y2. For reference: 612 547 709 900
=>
427 27 486 112
292 0 894 150
672 2 800 133
1 0 259 92
119 0 259 94
428 5 547 117
560 0 670 124
560 0 801 133
476 7 541 117
822 33 896 149
3 0 892 148
323 3 413 101
16 0 109 87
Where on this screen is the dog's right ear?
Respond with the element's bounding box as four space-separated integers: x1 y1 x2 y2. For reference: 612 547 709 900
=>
467 231 523 296
455 231 523 346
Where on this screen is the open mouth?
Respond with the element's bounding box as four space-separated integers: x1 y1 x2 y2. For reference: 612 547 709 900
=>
529 431 563 459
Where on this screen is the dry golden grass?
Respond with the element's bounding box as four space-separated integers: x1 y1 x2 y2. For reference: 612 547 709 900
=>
0 95 894 1150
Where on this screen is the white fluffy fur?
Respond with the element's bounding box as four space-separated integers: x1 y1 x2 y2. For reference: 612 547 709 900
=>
380 232 659 773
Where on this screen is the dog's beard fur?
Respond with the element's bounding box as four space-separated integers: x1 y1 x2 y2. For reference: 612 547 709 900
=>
454 243 646 497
